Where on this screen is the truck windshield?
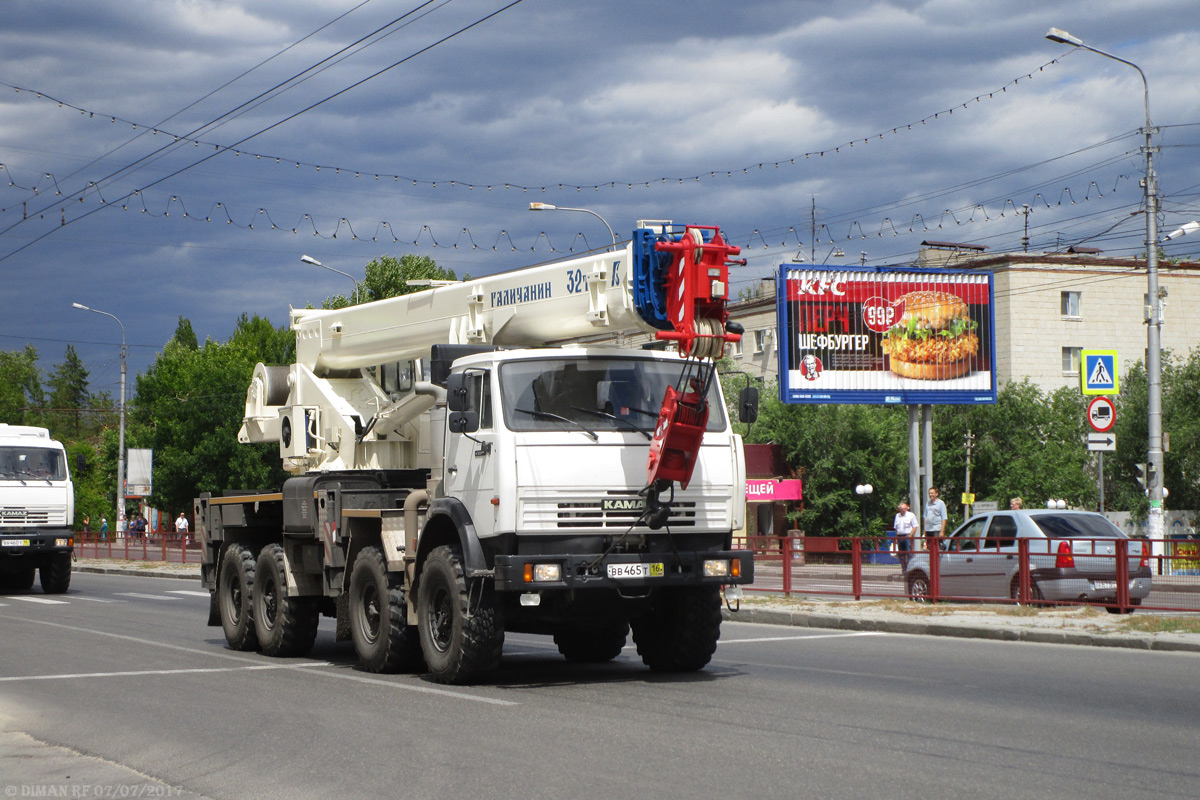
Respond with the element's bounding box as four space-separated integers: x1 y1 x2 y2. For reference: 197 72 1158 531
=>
499 356 728 435
0 447 67 481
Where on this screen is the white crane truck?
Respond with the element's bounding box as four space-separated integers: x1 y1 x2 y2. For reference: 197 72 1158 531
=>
0 424 74 594
195 222 756 684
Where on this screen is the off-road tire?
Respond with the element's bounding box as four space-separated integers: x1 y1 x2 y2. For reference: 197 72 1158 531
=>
554 621 629 663
218 543 259 651
630 585 721 672
349 545 422 673
417 545 503 684
254 543 319 657
39 553 72 594
1 566 37 593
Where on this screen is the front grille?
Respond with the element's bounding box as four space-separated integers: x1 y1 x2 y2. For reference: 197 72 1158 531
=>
1 508 61 525
521 493 700 530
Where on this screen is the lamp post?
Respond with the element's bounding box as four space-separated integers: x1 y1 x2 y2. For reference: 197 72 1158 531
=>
1046 28 1166 539
301 254 359 305
528 202 618 250
855 483 874 541
72 302 126 536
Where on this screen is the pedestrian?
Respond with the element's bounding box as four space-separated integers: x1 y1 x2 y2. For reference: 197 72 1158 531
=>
1010 497 1023 510
100 517 108 540
82 514 92 533
924 486 948 544
176 511 190 546
892 501 919 569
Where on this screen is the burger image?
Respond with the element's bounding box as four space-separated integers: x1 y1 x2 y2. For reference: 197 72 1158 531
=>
881 290 979 380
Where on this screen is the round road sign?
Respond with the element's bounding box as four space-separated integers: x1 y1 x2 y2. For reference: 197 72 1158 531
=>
1087 396 1116 433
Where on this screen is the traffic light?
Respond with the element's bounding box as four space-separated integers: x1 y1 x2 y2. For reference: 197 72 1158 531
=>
1134 462 1157 492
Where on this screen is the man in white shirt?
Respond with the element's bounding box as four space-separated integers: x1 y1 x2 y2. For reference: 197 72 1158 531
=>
176 511 190 545
892 501 919 569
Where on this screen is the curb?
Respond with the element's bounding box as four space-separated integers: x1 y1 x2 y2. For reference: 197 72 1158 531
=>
75 564 199 581
722 606 1200 654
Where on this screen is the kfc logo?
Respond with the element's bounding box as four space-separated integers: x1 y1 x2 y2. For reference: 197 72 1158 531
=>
800 354 823 381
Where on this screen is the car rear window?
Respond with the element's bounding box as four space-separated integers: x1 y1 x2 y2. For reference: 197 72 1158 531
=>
1031 514 1125 539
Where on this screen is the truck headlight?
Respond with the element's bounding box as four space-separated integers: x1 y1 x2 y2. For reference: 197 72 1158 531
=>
56 538 71 547
704 559 731 577
523 563 562 583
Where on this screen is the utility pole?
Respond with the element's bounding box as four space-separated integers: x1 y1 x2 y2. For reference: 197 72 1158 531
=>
1021 205 1032 252
964 429 975 518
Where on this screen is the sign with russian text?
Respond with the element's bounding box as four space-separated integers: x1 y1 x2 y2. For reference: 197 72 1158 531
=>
745 479 803 502
777 267 996 405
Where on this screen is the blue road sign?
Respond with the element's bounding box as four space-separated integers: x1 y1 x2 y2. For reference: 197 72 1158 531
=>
1082 350 1118 395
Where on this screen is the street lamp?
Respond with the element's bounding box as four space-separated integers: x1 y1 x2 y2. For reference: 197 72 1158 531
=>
1046 27 1166 538
855 484 874 542
301 254 359 305
528 202 618 250
72 302 126 536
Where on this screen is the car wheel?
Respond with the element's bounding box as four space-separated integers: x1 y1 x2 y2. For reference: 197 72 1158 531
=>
907 572 932 603
1009 577 1045 606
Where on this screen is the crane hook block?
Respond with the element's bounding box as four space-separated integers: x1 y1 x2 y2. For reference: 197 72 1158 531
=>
646 383 710 489
651 226 743 358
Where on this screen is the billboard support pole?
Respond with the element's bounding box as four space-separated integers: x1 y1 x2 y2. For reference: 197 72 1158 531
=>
908 406 921 513
921 405 934 501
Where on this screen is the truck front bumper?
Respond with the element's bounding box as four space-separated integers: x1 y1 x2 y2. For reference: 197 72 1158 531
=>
0 529 74 562
493 550 753 592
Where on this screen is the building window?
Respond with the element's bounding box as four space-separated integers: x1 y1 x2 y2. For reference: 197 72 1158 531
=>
754 329 768 354
1061 291 1081 318
731 336 743 357
1062 347 1081 375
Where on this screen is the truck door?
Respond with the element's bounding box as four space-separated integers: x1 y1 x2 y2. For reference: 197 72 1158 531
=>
445 370 497 539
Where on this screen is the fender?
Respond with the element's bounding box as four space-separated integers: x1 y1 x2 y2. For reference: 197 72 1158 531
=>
424 497 490 578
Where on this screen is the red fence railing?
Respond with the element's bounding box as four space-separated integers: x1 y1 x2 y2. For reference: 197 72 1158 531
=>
744 533 1200 614
75 531 200 564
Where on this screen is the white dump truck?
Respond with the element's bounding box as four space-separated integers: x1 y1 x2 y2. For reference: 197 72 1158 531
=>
0 424 74 594
196 222 756 683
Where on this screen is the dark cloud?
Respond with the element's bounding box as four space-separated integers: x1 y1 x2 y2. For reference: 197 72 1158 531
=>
2 0 1198 395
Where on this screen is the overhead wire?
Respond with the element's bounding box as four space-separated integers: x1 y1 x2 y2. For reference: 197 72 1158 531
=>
0 0 527 265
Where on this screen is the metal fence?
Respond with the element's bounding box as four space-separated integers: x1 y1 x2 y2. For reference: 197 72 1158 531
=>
75 532 200 564
743 533 1200 614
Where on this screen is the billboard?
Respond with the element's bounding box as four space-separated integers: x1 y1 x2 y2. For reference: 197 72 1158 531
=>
777 266 996 405
125 448 153 498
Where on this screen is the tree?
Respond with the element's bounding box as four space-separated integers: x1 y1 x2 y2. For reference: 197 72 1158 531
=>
129 315 293 515
0 345 44 424
46 344 91 439
321 253 458 309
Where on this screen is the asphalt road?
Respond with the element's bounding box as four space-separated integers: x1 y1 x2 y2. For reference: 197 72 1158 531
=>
2 572 1198 800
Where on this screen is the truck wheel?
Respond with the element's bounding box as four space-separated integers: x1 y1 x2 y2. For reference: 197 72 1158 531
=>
554 621 629 663
1 566 36 593
417 545 504 684
348 545 421 673
631 586 721 672
39 553 72 594
254 544 319 658
218 543 259 651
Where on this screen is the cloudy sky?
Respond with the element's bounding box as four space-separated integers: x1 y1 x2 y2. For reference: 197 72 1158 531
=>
3 0 1200 397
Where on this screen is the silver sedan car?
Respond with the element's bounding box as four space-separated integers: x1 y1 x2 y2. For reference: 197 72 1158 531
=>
905 509 1152 612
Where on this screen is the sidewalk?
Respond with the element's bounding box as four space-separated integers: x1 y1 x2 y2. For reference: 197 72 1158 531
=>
726 593 1200 653
73 558 1200 654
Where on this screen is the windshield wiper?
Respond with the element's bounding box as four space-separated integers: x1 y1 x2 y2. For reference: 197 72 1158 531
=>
570 406 652 440
514 408 598 441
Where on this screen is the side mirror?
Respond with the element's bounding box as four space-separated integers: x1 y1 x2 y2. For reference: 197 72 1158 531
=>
738 386 760 424
446 372 471 412
448 410 480 434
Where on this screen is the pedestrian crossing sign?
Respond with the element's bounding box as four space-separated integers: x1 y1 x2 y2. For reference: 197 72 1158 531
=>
1081 350 1119 395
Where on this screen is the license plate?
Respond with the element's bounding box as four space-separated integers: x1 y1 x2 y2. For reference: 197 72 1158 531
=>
1091 580 1117 591
607 562 664 579
2 539 30 547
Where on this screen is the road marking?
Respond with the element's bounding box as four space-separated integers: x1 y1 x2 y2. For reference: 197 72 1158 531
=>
9 596 69 605
73 596 121 603
720 632 886 644
9 616 518 707
0 663 331 683
167 590 210 597
114 592 181 600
